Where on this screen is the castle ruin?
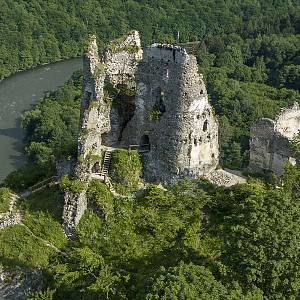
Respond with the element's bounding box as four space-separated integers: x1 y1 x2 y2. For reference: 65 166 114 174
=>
62 31 219 236
249 102 300 175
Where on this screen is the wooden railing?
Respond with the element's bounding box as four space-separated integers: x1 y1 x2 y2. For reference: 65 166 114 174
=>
27 176 59 192
128 144 150 152
19 176 59 198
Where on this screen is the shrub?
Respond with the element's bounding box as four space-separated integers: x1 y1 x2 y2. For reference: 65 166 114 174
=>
87 181 114 219
60 176 85 195
0 225 54 268
149 108 161 121
110 150 142 194
0 187 11 213
3 163 55 193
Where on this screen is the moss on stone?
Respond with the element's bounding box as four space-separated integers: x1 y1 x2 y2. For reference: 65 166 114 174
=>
92 63 107 79
119 86 136 97
103 90 112 106
103 84 136 109
80 128 92 139
108 31 140 54
149 108 161 121
87 100 99 111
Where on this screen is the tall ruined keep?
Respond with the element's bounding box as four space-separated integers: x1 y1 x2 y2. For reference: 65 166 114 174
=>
62 31 219 236
249 103 300 176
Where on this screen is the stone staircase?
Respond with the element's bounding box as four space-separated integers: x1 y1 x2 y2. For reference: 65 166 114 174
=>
101 150 112 175
101 150 116 194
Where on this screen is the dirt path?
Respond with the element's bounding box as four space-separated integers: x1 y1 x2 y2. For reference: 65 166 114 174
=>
19 223 66 256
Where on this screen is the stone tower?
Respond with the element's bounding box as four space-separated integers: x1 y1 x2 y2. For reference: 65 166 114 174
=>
121 44 219 182
62 31 143 237
62 31 219 236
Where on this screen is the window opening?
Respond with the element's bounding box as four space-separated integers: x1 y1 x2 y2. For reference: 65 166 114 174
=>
203 120 208 132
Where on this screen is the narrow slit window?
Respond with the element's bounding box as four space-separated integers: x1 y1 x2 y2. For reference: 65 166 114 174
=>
203 120 208 132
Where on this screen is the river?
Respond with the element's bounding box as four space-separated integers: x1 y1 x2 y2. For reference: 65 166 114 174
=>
0 58 82 182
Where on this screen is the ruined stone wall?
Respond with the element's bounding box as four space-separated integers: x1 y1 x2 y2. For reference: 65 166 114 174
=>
103 31 142 145
122 44 219 183
62 33 219 235
78 35 109 163
0 194 22 230
62 36 107 237
62 32 142 236
275 103 300 139
104 30 143 88
0 268 43 300
249 103 300 176
62 190 87 238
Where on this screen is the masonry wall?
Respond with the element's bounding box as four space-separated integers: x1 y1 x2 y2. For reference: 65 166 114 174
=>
78 36 109 164
121 45 219 183
62 32 143 237
63 33 220 236
249 103 300 176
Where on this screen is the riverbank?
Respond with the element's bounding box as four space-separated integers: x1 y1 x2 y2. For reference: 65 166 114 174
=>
0 58 82 182
0 56 82 83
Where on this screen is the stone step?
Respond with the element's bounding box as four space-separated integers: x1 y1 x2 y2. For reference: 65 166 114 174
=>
101 150 112 175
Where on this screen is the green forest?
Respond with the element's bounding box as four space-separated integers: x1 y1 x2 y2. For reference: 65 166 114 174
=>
1 0 300 299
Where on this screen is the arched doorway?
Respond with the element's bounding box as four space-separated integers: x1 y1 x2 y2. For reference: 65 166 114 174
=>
140 134 150 152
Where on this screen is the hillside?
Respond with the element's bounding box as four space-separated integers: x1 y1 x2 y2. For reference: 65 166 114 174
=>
1 1 300 299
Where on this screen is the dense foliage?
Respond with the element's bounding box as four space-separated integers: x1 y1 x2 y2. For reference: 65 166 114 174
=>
0 187 66 268
9 167 299 299
199 34 300 168
2 1 300 299
1 0 299 79
110 149 142 194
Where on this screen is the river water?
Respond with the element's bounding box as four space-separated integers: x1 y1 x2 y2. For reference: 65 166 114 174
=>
0 58 82 182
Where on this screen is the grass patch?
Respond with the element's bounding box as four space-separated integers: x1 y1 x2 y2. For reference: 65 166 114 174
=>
0 224 55 268
21 186 64 221
21 186 67 247
110 150 142 195
87 181 114 219
0 187 11 213
60 175 85 196
0 186 67 269
22 212 66 249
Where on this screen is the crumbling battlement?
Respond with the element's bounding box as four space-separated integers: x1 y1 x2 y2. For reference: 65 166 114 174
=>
145 43 189 64
249 102 300 176
104 30 143 88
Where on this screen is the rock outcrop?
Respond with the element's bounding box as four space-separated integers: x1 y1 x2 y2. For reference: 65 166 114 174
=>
0 194 22 230
249 102 300 176
0 268 43 300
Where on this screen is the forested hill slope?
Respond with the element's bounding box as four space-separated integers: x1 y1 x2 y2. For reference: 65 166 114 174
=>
1 0 300 79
